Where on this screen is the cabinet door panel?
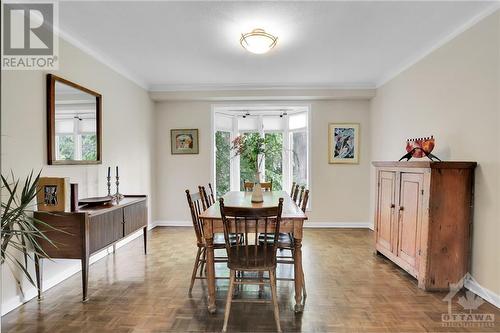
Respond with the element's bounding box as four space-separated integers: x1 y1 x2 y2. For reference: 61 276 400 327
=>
89 209 123 254
124 201 147 236
397 173 424 270
376 171 396 253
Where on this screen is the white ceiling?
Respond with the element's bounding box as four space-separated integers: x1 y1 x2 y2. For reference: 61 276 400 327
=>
59 1 498 91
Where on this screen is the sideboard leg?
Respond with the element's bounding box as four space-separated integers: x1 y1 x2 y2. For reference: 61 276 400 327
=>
35 255 43 300
81 255 89 302
143 226 147 254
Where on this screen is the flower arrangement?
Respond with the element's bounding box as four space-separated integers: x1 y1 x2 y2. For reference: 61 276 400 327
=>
231 134 266 172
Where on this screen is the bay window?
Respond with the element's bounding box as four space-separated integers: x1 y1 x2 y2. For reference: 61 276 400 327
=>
213 107 309 200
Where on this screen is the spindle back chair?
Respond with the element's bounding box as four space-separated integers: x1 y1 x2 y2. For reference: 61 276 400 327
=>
219 197 284 333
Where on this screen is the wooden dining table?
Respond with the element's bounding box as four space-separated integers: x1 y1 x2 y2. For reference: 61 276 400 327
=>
199 190 308 313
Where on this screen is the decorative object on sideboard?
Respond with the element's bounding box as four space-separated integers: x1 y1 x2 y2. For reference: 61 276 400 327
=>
398 136 441 161
328 123 360 164
70 183 79 212
171 129 199 154
36 177 71 212
78 196 113 207
114 165 124 201
107 166 112 196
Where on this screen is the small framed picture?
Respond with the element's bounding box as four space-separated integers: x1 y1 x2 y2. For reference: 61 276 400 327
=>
36 177 71 212
171 129 199 154
328 123 360 164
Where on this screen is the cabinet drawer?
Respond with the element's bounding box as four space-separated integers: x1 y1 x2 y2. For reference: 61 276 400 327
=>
124 200 147 236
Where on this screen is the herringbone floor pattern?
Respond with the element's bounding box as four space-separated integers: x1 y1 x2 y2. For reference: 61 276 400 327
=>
3 227 500 332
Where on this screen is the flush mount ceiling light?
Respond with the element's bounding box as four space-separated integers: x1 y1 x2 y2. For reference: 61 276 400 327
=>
240 28 278 54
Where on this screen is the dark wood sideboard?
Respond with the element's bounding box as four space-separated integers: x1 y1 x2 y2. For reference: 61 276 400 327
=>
34 195 148 301
373 161 476 290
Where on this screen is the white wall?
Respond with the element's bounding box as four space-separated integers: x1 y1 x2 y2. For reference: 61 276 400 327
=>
154 99 371 225
370 11 500 296
1 38 155 314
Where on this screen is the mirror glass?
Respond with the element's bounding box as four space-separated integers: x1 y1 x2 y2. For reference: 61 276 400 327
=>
52 79 100 163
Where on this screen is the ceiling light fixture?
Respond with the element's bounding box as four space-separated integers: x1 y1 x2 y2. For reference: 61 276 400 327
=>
240 28 278 54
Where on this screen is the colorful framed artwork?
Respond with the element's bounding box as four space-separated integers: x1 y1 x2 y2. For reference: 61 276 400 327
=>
328 123 360 164
171 129 199 154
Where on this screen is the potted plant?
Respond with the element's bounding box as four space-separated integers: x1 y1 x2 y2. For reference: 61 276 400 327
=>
1 170 58 295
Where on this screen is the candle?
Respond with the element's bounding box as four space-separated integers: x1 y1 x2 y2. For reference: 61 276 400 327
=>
107 166 110 178
116 166 119 177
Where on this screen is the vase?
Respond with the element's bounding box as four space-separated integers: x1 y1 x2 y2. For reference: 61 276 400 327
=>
251 171 264 203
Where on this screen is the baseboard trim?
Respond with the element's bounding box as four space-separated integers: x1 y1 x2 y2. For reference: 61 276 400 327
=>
1 223 154 316
153 220 373 229
465 277 500 309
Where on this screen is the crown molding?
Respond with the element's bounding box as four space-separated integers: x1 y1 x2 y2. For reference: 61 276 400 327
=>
56 28 149 90
376 2 500 88
149 82 375 92
149 88 376 102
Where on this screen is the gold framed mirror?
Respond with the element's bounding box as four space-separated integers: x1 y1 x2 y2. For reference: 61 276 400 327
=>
47 74 102 165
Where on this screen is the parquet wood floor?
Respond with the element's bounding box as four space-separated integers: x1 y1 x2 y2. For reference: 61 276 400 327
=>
3 227 499 332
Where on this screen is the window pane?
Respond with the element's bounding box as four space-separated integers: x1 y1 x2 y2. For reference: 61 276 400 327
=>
289 112 307 130
291 131 308 187
55 119 74 134
81 134 97 160
57 135 75 160
263 116 283 131
215 131 231 197
238 117 259 131
264 132 283 190
239 132 260 190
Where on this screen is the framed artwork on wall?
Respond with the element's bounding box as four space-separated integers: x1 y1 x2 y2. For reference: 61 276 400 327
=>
171 129 199 154
328 123 360 164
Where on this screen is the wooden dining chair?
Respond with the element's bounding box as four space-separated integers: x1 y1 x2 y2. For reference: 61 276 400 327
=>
297 185 305 207
292 184 300 202
219 197 284 333
260 180 273 191
259 188 309 299
289 181 296 197
243 180 254 191
199 185 215 209
185 189 230 294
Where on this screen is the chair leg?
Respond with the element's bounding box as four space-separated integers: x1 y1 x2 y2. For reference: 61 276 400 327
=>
222 270 236 333
199 248 206 277
269 269 282 333
302 270 307 299
258 271 264 297
188 247 202 295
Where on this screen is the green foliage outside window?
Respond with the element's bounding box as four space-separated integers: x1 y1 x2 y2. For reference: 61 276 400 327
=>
82 134 97 160
57 135 74 160
215 131 231 197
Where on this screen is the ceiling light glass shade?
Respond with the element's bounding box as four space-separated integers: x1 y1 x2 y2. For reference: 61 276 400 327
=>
240 29 278 54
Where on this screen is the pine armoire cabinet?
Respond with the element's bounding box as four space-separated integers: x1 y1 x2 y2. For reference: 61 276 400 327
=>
372 161 476 291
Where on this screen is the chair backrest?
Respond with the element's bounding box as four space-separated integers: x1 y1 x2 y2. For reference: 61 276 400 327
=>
243 181 254 191
260 180 272 191
185 189 205 245
297 186 305 206
208 183 216 203
219 197 284 261
300 189 309 212
199 185 215 209
290 182 296 198
292 184 300 202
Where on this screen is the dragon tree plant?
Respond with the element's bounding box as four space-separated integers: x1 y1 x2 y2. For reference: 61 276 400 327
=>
1 170 58 294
